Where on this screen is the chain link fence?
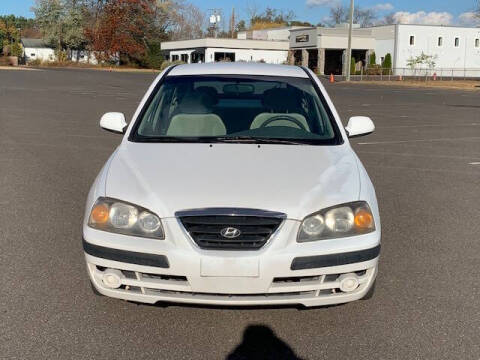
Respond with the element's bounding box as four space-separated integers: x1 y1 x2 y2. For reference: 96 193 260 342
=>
324 68 480 82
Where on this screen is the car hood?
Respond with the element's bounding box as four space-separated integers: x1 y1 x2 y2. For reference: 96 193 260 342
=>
105 142 360 220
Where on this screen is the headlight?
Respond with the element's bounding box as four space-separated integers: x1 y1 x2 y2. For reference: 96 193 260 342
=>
88 198 164 239
298 201 375 242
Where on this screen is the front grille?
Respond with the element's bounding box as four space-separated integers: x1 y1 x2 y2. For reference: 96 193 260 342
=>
178 210 284 250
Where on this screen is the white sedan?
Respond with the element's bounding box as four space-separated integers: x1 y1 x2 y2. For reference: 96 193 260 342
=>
83 62 380 307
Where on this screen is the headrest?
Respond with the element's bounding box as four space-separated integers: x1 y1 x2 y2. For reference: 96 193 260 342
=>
262 88 300 113
196 86 218 105
178 90 216 114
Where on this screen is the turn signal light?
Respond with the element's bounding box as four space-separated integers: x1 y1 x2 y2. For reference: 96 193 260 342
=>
354 209 374 229
91 203 109 224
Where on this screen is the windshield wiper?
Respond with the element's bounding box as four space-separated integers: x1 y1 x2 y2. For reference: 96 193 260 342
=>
134 136 212 143
214 136 308 145
134 135 310 145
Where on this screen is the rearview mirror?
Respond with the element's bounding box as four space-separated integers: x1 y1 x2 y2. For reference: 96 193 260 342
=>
100 112 127 134
345 116 375 138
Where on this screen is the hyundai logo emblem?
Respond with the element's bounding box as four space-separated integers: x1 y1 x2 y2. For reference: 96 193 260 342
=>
220 227 242 239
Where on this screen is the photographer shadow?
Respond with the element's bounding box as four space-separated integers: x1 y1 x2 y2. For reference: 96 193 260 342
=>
226 324 305 360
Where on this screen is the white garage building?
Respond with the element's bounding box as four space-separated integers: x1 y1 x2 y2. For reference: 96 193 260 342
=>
21 38 55 63
161 38 289 65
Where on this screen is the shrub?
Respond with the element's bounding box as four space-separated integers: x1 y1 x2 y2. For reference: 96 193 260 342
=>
55 50 68 63
0 57 10 66
382 53 392 75
160 60 186 71
143 41 163 69
350 57 356 75
383 53 392 69
366 64 382 75
28 58 43 66
10 42 23 57
369 52 376 66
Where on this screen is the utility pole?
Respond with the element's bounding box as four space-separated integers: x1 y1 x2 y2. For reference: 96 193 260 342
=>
208 9 222 38
346 0 354 81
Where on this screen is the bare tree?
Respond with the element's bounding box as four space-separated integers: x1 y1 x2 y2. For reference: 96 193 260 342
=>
328 4 377 27
245 1 260 25
166 1 205 40
381 13 396 25
329 4 346 25
355 7 376 27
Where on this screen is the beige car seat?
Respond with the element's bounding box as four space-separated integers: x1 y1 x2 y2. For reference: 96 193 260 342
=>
167 90 225 136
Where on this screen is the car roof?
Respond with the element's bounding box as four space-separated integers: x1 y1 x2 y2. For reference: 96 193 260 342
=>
168 62 309 78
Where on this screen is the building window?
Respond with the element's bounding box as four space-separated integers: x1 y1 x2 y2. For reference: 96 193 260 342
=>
296 34 309 43
181 53 189 62
172 54 179 61
475 39 480 48
454 37 460 47
214 52 235 62
409 36 415 46
438 37 443 47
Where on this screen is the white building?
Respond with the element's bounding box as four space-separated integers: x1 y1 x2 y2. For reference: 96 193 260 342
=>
161 38 289 65
371 24 480 76
237 26 307 41
289 24 480 76
21 38 55 63
69 49 100 64
163 24 480 77
288 26 376 74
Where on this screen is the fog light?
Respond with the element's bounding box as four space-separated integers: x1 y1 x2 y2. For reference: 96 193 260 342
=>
338 273 359 292
102 269 123 289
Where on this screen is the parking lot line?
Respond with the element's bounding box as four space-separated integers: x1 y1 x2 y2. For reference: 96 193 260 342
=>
357 136 480 145
357 151 480 161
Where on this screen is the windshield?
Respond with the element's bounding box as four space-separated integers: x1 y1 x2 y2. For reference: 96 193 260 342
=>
130 74 341 145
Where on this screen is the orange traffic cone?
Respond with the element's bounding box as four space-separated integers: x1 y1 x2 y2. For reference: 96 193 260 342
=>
330 73 335 83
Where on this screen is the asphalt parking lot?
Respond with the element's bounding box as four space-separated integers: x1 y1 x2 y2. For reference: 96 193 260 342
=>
1 68 479 359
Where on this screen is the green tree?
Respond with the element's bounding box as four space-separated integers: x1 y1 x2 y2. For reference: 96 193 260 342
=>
63 1 86 51
369 52 376 66
33 0 65 49
235 20 247 33
143 40 163 69
0 17 20 46
10 42 23 57
351 56 356 75
382 53 392 74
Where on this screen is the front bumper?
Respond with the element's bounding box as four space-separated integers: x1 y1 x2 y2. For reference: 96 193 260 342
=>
83 218 380 307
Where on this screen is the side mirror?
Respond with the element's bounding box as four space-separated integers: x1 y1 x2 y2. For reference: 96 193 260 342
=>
100 112 127 134
345 116 375 138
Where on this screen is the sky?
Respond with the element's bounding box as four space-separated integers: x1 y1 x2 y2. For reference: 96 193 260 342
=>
1 0 479 27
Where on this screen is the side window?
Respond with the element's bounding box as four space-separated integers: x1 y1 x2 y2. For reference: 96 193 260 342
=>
409 36 415 46
438 37 443 47
475 39 479 48
454 37 460 47
138 86 174 136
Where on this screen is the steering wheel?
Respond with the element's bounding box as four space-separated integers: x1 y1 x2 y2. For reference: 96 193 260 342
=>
259 115 307 131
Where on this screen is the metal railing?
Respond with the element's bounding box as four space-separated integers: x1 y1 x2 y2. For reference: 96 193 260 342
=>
323 68 480 81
